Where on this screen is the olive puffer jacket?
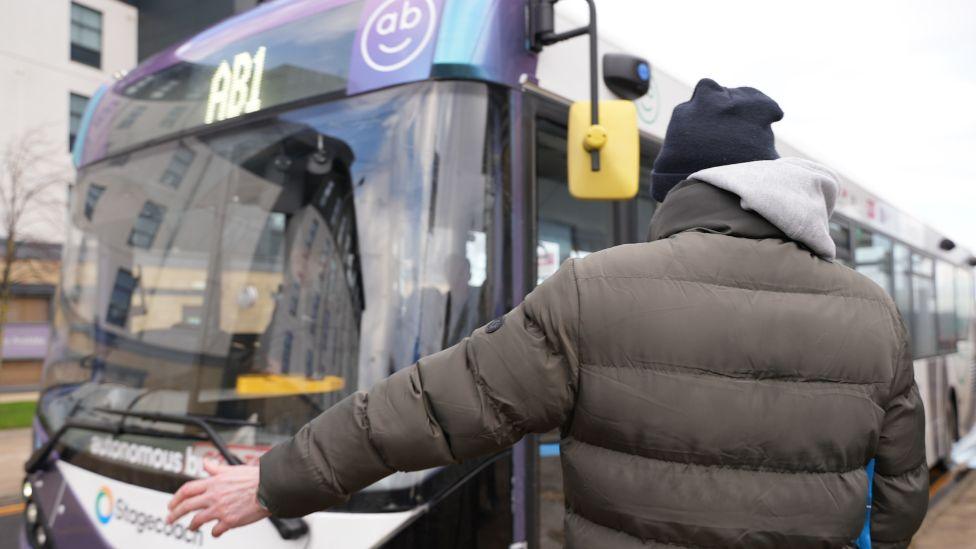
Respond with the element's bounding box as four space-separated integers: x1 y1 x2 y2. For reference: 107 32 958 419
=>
260 159 927 548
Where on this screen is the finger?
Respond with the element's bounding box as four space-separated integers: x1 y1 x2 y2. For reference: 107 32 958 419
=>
188 509 219 532
203 459 227 476
211 519 232 538
167 494 210 525
169 480 208 510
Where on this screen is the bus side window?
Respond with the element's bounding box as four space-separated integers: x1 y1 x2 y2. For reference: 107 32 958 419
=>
935 260 957 353
635 141 658 242
854 227 893 294
536 118 613 283
912 253 938 358
893 243 913 328
958 267 974 341
830 220 852 266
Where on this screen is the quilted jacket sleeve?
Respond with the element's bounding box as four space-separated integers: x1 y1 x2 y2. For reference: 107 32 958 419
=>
871 314 928 549
258 260 581 517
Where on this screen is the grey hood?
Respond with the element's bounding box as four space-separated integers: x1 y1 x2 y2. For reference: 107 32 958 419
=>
690 157 840 259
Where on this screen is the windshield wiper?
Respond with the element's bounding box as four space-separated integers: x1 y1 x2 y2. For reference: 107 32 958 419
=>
26 408 308 540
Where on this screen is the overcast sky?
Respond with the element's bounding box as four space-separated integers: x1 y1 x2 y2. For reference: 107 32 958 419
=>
563 0 976 250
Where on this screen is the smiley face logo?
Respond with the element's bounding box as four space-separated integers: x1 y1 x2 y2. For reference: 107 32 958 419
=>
637 77 660 125
94 486 115 524
361 0 438 72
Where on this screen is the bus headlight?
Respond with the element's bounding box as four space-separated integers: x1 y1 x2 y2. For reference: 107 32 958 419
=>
25 503 38 525
22 479 32 500
34 525 47 547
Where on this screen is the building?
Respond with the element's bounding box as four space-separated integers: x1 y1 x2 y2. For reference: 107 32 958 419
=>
0 0 137 389
123 0 261 61
0 242 61 390
0 1 137 159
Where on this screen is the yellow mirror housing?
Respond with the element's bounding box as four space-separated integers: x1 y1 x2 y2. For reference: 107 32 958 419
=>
567 100 639 200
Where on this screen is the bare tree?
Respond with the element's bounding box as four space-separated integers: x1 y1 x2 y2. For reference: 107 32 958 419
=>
0 128 70 370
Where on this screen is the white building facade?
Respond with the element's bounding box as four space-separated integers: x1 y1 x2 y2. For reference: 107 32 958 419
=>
0 1 135 388
0 0 137 241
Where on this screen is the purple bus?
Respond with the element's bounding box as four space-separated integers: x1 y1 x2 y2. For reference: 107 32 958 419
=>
23 1 612 546
21 0 976 548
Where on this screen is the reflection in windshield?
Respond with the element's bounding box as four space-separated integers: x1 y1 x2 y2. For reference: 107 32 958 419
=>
45 82 495 502
90 0 365 159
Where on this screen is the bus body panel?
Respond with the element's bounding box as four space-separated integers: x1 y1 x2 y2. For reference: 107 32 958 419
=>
31 461 424 549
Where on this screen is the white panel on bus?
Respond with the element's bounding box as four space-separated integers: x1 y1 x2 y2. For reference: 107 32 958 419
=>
59 461 423 549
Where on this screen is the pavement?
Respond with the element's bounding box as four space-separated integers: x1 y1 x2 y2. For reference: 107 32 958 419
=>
0 392 37 404
908 429 976 546
0 506 22 549
0 390 34 549
0 429 30 502
540 452 564 549
0 427 29 549
911 471 976 548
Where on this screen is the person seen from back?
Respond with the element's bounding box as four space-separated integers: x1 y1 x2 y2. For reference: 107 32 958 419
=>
168 78 928 548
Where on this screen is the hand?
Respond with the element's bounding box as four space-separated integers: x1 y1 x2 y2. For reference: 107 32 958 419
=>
166 460 271 537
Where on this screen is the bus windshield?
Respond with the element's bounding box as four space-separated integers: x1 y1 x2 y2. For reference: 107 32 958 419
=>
41 81 495 504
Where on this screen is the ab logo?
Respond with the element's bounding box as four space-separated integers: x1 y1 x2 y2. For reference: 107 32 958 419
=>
376 1 422 40
361 0 438 72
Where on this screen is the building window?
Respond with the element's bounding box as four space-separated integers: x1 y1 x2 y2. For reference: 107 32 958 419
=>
70 3 102 68
304 218 320 252
281 331 293 374
255 212 286 266
106 268 137 327
288 282 300 316
159 145 196 189
128 201 166 249
116 105 147 130
84 184 105 221
69 93 90 151
160 106 188 129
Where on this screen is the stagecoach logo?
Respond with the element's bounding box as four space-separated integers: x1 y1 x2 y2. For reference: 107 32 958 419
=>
361 0 438 72
95 486 115 524
93 485 203 545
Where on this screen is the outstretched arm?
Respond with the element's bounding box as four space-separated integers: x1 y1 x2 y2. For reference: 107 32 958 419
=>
168 260 581 532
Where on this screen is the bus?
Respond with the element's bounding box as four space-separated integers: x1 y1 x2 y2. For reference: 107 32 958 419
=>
21 0 976 548
823 168 976 471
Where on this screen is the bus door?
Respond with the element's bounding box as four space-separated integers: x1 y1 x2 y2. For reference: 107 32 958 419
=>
527 94 658 548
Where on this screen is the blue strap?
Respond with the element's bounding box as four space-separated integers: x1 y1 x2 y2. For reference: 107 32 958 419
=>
856 459 876 549
539 443 560 458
